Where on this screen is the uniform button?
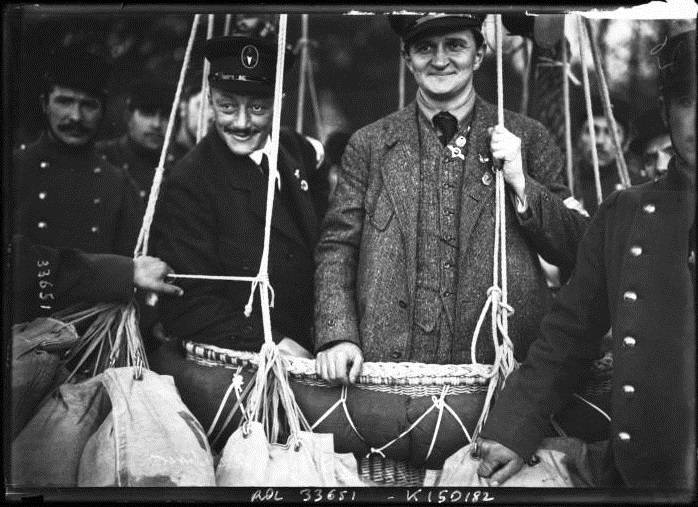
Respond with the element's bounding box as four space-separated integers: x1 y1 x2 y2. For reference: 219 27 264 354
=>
398 299 408 309
643 203 656 214
623 291 637 302
622 384 635 396
444 261 453 269
93 197 101 205
614 183 624 191
443 290 453 297
101 154 107 160
327 319 335 327
139 190 146 198
38 192 47 200
617 432 631 442
391 351 402 359
38 221 47 229
91 226 99 233
40 161 49 168
629 245 643 257
93 166 102 174
622 336 636 348
443 157 450 163
20 144 26 150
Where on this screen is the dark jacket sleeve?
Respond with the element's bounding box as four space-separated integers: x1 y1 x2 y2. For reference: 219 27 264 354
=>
479 193 614 460
11 234 134 324
513 118 590 276
114 170 144 257
153 167 285 350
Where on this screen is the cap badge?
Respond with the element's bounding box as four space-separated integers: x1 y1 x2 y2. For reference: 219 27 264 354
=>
241 45 260 69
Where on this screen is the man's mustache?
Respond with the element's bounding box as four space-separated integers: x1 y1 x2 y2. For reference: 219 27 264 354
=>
223 127 259 137
57 122 90 135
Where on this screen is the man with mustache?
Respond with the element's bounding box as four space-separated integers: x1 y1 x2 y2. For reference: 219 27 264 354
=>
97 77 181 203
13 46 142 257
151 35 325 357
314 14 589 383
476 25 696 490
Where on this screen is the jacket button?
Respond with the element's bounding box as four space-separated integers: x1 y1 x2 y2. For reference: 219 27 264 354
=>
643 203 656 214
327 319 335 327
38 221 47 229
94 166 102 174
139 190 146 198
623 291 637 302
287 253 295 260
91 226 99 233
622 336 636 348
40 161 49 168
617 432 631 442
391 351 402 359
398 299 408 309
93 197 101 205
629 245 643 257
38 192 47 200
622 384 635 396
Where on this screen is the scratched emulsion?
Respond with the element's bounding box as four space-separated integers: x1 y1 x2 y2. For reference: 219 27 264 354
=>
129 474 179 487
178 410 208 451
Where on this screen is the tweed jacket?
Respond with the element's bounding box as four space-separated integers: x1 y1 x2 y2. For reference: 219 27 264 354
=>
10 234 133 324
153 127 324 353
13 133 143 257
314 98 590 364
481 165 695 489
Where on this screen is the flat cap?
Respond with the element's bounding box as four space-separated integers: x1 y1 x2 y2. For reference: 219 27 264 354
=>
127 78 177 112
204 35 295 96
629 107 669 155
654 28 696 98
43 46 113 99
389 13 485 45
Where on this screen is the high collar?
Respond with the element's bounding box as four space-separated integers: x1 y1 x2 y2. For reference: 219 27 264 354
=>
665 157 696 192
124 135 161 165
415 87 476 128
40 130 94 159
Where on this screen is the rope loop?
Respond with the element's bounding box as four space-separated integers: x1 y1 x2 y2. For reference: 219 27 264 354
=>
368 448 387 459
243 273 276 317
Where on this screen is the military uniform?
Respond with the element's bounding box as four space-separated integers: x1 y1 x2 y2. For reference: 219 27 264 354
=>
96 135 180 202
13 133 143 257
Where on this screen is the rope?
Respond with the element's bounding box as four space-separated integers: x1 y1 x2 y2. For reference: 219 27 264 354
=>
295 14 309 133
576 15 603 208
398 40 406 110
134 13 200 258
562 23 575 196
196 14 215 143
583 17 631 189
224 13 232 36
309 385 367 444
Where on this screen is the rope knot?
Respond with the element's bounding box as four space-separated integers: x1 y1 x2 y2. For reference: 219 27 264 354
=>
368 448 386 459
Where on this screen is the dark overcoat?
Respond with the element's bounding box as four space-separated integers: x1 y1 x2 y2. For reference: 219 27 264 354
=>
481 165 696 488
13 133 143 257
314 98 590 364
153 127 323 352
10 234 133 324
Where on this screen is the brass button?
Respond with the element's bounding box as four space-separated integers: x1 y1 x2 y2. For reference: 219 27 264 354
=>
327 319 335 327
629 245 643 257
91 226 99 233
40 161 49 168
618 432 631 442
38 192 47 200
93 166 102 174
623 291 637 302
139 190 147 198
643 203 656 214
93 197 101 205
20 144 26 150
623 336 636 348
38 221 47 229
123 163 129 170
614 183 624 191
622 385 635 396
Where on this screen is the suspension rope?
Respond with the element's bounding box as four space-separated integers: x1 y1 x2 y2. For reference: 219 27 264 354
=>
295 14 309 133
577 15 603 207
562 19 575 196
224 13 233 36
583 17 631 188
196 14 215 143
398 40 406 110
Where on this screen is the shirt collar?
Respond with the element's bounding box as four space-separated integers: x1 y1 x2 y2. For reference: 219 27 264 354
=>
249 136 272 165
415 88 475 128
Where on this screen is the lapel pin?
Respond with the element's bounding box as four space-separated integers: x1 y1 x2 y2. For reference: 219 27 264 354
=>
482 172 493 186
447 145 465 160
300 180 308 191
294 169 301 179
478 153 490 164
455 136 466 148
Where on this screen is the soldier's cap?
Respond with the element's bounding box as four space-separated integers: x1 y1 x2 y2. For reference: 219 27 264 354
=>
204 35 295 96
127 78 177 113
43 46 113 100
653 28 696 98
389 13 485 46
629 107 669 155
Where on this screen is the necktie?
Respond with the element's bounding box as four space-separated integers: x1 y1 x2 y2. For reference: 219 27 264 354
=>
259 153 270 177
433 111 459 146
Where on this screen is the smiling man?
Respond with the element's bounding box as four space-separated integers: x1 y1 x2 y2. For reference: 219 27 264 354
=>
13 46 142 257
151 35 326 356
314 13 589 384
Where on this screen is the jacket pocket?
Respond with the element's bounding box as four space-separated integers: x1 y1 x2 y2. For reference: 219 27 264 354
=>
365 188 394 231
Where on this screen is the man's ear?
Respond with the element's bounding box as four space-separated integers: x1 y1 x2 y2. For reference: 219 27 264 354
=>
40 94 47 115
402 48 414 73
473 44 486 71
